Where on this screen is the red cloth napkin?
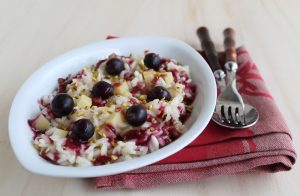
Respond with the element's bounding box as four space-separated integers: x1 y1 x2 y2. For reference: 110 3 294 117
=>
95 39 296 189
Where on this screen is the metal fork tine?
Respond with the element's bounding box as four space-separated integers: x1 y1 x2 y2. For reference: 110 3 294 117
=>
237 106 245 125
220 105 226 123
243 110 246 125
228 106 235 124
231 107 238 124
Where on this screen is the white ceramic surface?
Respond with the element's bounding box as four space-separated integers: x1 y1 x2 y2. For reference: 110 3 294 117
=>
8 37 216 177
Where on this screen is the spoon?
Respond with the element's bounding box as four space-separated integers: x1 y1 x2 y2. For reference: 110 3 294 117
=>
212 103 259 129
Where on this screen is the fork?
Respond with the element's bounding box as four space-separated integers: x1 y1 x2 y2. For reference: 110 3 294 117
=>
221 28 246 124
197 27 245 125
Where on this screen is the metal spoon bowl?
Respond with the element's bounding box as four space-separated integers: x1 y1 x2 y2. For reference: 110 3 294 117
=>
212 103 259 129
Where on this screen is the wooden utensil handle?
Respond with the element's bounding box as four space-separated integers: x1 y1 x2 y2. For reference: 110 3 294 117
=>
223 28 237 62
197 27 222 72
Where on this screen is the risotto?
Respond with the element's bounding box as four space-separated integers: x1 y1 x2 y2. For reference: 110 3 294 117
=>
28 51 196 167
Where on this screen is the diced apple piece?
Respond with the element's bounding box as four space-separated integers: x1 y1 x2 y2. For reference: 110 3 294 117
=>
168 84 183 97
107 112 125 128
168 88 178 98
77 94 92 109
31 114 50 131
106 112 130 134
114 82 132 97
143 70 156 87
52 128 68 137
161 72 174 86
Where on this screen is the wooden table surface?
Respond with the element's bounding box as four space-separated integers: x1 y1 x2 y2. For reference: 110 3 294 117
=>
1 0 300 195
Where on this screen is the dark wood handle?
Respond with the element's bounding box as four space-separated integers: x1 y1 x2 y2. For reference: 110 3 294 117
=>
223 28 237 62
197 27 222 72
